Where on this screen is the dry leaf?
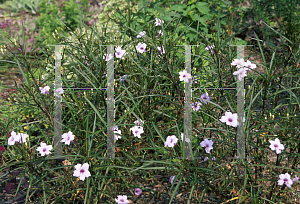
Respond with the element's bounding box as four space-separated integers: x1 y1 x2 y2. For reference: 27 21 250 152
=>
176 193 182 198
226 164 231 170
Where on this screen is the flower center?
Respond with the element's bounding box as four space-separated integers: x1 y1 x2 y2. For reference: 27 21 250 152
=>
80 169 85 174
120 199 124 202
141 47 144 50
67 137 70 140
170 139 173 143
135 131 138 134
11 137 14 141
274 144 278 148
206 145 209 147
183 75 186 77
284 178 288 182
228 119 233 122
43 148 47 152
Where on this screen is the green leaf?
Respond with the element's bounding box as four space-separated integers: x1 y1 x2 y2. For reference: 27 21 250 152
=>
188 10 194 19
186 33 195 42
220 20 227 26
153 2 164 10
198 17 207 26
163 11 175 21
169 4 187 13
200 26 208 34
182 6 192 16
187 0 197 5
222 0 232 5
191 14 200 21
235 38 248 45
195 2 210 14
138 0 147 10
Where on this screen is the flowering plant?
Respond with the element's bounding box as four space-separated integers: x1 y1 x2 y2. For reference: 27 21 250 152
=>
1 2 299 203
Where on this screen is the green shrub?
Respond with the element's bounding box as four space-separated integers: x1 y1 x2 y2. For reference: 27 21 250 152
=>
0 0 42 14
35 0 91 47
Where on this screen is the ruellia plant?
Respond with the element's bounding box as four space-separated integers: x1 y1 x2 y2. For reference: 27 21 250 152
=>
1 0 300 203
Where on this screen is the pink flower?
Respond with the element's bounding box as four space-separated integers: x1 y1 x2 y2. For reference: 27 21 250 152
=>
88 19 94 26
243 60 257 71
269 138 285 154
61 131 75 145
36 142 53 156
220 111 238 127
54 88 64 97
179 70 192 83
170 176 179 184
293 175 299 183
164 135 178 148
0 145 5 152
114 130 122 140
200 139 213 154
205 45 215 55
120 75 128 82
134 188 142 196
157 45 165 56
191 76 198 84
200 92 212 104
136 31 146 38
155 30 163 38
18 133 28 143
130 126 144 138
73 163 91 181
204 156 216 161
191 102 201 111
103 53 113 61
154 18 164 26
231 58 245 69
39 86 50 94
233 67 248 81
4 117 6 122
136 43 147 54
8 131 20 146
115 46 126 59
180 133 191 143
133 118 144 126
115 195 129 204
112 126 119 131
278 173 293 188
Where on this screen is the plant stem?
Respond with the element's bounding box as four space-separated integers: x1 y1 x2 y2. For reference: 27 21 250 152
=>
229 0 236 37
